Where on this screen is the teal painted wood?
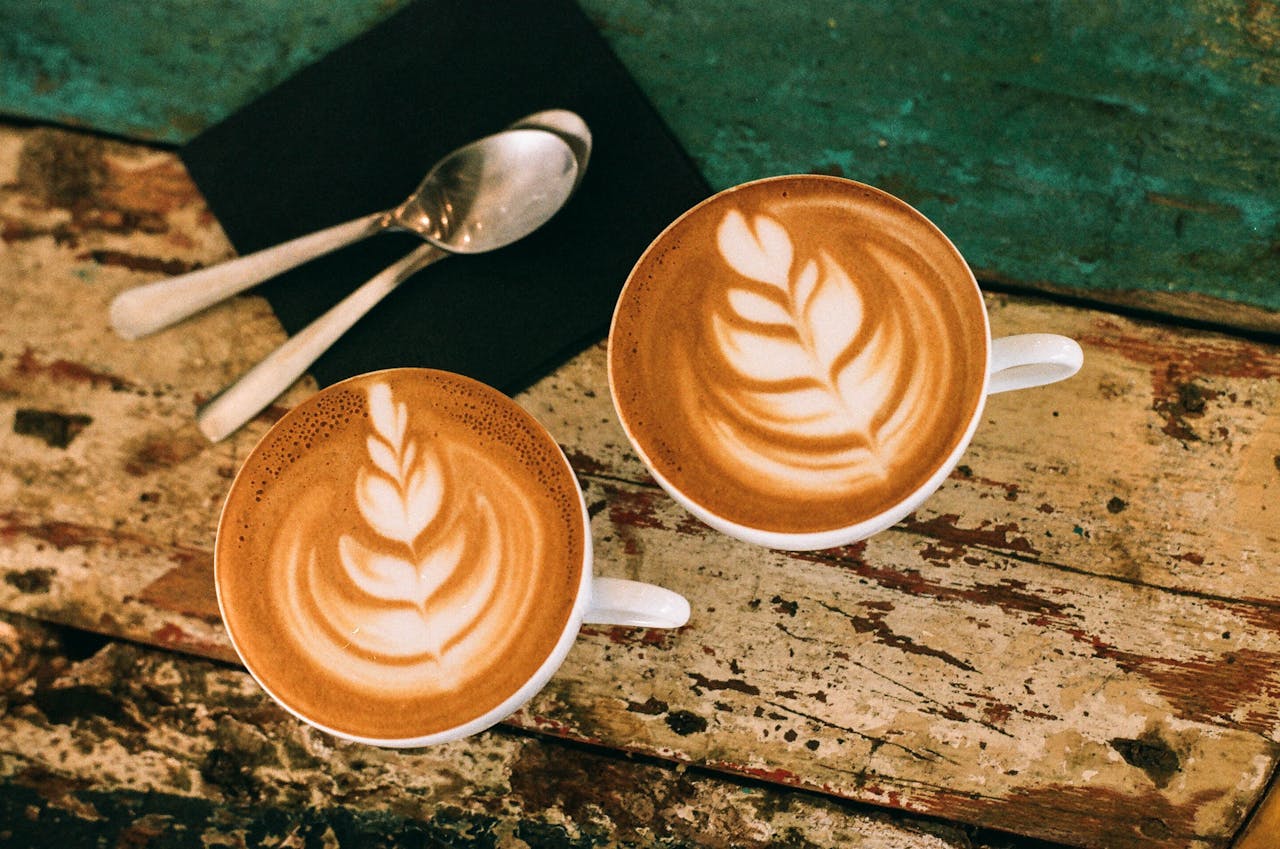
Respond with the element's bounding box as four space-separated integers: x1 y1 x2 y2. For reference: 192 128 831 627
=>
0 0 1275 323
582 0 1280 324
0 0 411 140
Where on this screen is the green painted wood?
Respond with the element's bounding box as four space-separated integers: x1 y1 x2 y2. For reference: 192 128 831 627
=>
584 0 1280 327
0 0 411 140
0 0 1275 325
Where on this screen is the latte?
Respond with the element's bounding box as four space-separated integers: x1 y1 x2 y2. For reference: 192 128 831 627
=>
609 176 989 538
215 369 586 742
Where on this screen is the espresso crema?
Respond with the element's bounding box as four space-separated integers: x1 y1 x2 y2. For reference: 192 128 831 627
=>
609 176 988 535
216 369 585 741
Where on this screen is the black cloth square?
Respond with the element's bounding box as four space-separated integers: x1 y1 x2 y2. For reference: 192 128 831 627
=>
181 0 709 395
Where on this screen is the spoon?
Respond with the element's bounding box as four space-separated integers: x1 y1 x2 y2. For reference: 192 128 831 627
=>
110 123 579 340
195 126 581 442
510 108 591 190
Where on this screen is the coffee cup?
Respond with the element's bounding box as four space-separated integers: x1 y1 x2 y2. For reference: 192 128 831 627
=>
608 175 1083 551
215 368 690 746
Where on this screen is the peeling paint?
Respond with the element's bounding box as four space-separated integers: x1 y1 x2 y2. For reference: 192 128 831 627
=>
122 430 208 476
13 348 137 393
899 514 1041 559
12 408 92 448
76 249 201 276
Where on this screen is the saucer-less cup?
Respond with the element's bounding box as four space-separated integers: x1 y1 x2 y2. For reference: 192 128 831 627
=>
607 175 1083 551
215 368 690 747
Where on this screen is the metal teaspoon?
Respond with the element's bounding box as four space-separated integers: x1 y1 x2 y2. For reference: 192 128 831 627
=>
109 126 578 340
195 127 578 442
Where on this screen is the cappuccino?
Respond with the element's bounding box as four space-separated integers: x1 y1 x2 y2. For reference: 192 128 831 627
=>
216 369 585 741
609 176 989 539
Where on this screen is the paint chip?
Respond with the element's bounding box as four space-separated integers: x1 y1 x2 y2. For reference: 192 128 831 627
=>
13 409 92 448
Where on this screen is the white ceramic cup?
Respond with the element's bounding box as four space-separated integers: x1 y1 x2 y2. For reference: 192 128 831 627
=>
607 176 1083 552
215 369 690 747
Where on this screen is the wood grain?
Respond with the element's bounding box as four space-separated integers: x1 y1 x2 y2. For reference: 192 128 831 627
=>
0 612 991 849
3 124 1280 848
588 0 1280 330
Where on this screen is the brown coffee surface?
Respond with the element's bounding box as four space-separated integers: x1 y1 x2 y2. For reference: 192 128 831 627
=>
609 176 988 535
216 369 584 740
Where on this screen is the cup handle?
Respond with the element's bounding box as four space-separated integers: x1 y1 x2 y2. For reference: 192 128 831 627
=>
988 333 1084 395
584 578 691 628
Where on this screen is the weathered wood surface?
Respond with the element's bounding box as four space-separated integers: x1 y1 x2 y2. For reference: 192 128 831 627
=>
0 0 409 142
3 126 1280 848
0 612 991 849
591 0 1280 333
1 0 1277 331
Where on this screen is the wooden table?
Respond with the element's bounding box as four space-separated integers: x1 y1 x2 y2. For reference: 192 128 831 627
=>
2 4 1280 846
2 120 1279 848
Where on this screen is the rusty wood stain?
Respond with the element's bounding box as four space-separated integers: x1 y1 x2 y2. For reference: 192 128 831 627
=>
1 510 134 552
1078 318 1280 442
950 463 1021 501
687 671 761 696
147 622 234 663
798 546 1073 624
816 599 977 673
122 429 209 476
578 623 684 650
1116 647 1280 737
12 347 139 393
942 783 1200 847
75 248 203 276
14 127 111 208
899 513 1041 559
132 553 219 624
561 445 612 478
1 509 175 555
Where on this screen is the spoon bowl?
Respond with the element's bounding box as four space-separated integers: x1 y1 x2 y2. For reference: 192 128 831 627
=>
509 109 591 189
388 128 576 254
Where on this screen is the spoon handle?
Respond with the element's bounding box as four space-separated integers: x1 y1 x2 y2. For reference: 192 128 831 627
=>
109 213 384 339
196 243 447 443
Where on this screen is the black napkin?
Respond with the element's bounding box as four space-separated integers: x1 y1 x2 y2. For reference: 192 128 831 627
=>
180 0 709 395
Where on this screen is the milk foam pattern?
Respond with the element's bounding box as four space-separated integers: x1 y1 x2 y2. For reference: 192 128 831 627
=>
702 209 935 492
271 381 543 692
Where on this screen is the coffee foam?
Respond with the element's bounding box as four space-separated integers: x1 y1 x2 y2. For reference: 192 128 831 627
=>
217 369 584 741
610 177 988 535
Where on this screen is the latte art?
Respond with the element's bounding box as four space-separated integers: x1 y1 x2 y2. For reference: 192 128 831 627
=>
705 209 938 491
610 176 988 536
217 370 585 741
271 384 543 690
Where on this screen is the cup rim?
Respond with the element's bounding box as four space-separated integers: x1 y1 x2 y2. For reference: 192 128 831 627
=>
606 174 992 549
213 366 594 747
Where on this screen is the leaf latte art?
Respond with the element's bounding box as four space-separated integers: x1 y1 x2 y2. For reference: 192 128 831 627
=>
610 176 987 535
274 384 538 677
708 208 932 488
216 370 584 741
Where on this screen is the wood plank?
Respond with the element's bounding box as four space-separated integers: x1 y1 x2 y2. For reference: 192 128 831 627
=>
4 124 1280 847
2 0 1276 329
588 0 1280 331
0 0 410 141
0 612 1000 849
